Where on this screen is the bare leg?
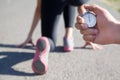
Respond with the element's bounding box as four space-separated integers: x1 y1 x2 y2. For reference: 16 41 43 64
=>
64 27 73 38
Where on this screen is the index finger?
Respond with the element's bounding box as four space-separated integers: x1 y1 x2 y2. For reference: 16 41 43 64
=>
78 4 87 15
84 4 105 14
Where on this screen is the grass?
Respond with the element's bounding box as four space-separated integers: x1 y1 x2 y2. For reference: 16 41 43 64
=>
101 0 120 12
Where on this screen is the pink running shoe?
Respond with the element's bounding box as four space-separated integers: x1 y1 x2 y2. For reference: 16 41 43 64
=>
32 37 50 75
63 37 74 52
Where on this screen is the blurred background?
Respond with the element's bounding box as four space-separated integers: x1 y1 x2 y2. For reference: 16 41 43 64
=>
101 0 120 13
0 0 120 80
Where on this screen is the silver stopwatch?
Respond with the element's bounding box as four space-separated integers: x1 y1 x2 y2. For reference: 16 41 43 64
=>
81 11 96 28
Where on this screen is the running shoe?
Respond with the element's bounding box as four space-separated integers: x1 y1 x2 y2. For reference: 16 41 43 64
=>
32 37 50 75
63 37 74 52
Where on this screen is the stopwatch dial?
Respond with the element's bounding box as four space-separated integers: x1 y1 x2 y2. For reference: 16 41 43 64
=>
82 12 96 28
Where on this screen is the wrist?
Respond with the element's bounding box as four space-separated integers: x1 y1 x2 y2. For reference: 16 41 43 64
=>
114 21 120 44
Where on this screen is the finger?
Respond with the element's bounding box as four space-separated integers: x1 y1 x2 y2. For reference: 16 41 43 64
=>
89 42 103 50
78 4 87 15
76 16 84 23
80 29 98 35
83 35 96 42
75 22 88 31
75 16 85 30
17 43 26 48
83 4 95 12
84 4 105 14
80 23 88 30
75 23 80 30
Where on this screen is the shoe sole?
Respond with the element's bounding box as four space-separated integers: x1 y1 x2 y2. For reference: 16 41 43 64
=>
33 60 46 75
32 37 50 75
64 47 73 52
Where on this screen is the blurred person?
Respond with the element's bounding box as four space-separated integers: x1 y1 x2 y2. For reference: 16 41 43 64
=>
19 0 75 52
31 0 88 75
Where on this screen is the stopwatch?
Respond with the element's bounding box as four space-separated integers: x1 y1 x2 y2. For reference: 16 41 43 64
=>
81 11 97 28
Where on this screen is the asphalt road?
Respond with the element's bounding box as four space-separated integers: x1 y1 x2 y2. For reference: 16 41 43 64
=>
0 0 120 80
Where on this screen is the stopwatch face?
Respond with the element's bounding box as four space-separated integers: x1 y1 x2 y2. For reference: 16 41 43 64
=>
82 12 96 28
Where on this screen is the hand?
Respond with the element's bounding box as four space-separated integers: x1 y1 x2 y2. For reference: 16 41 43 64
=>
76 4 120 45
18 38 35 48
